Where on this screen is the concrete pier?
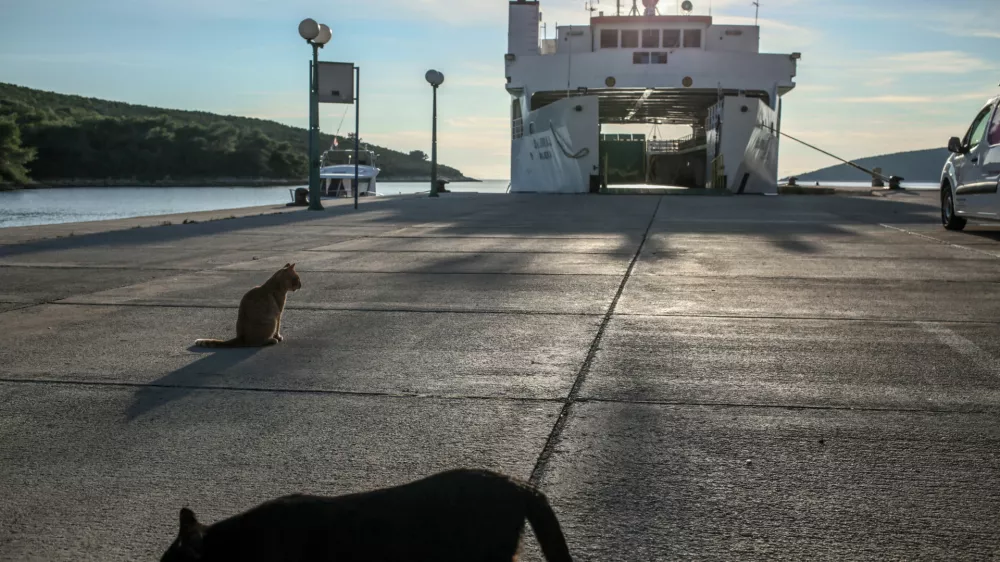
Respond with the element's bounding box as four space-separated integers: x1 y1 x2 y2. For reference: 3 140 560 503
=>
2 191 1000 560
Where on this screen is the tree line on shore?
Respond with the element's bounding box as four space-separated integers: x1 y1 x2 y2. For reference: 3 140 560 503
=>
0 83 470 185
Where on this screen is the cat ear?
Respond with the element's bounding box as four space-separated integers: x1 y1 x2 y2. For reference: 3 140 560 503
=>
284 263 292 268
178 508 205 555
289 263 296 270
179 507 199 529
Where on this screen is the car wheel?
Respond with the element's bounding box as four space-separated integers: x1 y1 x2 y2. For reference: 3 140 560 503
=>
942 184 967 231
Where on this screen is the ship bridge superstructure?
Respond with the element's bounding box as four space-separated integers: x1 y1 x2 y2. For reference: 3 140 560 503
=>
506 0 798 125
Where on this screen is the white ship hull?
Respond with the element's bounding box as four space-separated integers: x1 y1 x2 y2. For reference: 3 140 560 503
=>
320 164 379 181
320 166 379 197
511 97 600 193
511 94 782 194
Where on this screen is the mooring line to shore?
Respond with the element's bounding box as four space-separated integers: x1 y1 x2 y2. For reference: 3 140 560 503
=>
528 195 664 486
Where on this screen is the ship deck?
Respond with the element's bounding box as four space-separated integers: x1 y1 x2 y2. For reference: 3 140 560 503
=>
531 87 771 123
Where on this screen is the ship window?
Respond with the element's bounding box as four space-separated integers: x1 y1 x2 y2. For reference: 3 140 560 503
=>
683 28 702 48
621 29 639 48
633 52 650 64
641 29 660 48
662 29 680 48
651 52 668 64
600 29 619 48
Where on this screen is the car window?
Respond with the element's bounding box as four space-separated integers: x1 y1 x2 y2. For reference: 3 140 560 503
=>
965 105 992 148
989 105 1000 146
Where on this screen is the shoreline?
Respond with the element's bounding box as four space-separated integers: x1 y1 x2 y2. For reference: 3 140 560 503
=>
2 177 482 190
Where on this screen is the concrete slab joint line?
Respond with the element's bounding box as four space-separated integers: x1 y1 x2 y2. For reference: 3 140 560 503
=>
880 223 1000 260
529 196 664 486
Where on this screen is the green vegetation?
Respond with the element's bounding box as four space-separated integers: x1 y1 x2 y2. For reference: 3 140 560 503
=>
0 114 36 183
0 82 473 186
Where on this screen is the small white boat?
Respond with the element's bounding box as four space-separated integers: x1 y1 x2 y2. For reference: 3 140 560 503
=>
320 148 380 197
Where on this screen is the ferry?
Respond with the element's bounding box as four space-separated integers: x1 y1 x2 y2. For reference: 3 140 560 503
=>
504 0 800 193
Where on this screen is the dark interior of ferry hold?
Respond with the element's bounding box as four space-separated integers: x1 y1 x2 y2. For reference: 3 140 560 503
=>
531 88 772 189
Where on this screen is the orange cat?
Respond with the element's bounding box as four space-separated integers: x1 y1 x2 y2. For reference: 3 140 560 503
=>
194 263 302 348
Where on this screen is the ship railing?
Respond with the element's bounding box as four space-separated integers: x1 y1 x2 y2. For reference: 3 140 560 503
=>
646 134 706 154
512 118 524 140
647 139 682 153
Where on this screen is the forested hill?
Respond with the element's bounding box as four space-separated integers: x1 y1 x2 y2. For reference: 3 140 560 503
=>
0 82 474 185
787 147 950 184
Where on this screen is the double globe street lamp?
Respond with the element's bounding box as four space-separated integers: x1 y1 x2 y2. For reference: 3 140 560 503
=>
299 18 332 211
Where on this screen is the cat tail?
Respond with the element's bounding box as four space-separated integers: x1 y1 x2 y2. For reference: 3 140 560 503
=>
524 488 573 562
193 337 243 348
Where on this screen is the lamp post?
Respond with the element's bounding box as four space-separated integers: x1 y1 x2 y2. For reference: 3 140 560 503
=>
299 18 332 211
425 69 445 198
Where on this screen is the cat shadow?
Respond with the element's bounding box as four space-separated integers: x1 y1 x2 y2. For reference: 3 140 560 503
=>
125 347 263 421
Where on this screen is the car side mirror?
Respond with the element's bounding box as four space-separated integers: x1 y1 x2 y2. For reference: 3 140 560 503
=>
947 137 964 154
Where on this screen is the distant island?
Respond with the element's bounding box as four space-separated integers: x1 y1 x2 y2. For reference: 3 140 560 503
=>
0 82 475 188
785 147 950 185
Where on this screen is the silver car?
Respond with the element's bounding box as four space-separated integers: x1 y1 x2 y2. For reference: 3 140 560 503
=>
941 94 1000 230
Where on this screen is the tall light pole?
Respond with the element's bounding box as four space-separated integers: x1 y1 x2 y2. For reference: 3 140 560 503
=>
299 18 332 211
425 69 445 198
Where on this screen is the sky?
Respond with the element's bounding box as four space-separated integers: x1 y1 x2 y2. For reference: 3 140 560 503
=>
1 0 998 180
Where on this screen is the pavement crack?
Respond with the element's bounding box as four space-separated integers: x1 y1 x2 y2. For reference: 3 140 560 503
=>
611 311 1000 325
299 248 635 256
579 396 1000 415
879 223 1000 259
529 196 664 487
0 377 567 404
44 301 608 317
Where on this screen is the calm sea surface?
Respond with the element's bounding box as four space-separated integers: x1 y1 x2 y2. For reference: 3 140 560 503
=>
0 179 937 229
0 181 511 228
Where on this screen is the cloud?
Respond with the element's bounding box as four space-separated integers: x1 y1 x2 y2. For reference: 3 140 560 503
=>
834 91 997 105
814 50 997 77
102 0 507 25
865 76 897 88
970 29 1000 39
790 84 836 94
878 51 996 75
837 95 936 104
716 16 809 33
447 75 507 88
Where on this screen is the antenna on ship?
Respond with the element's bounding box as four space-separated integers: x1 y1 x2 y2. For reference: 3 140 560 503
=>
629 0 640 16
585 0 599 16
616 0 622 16
752 1 760 25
